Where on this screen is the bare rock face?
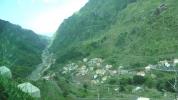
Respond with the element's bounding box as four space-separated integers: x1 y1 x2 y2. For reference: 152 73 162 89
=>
0 66 12 79
154 4 168 15
18 82 41 98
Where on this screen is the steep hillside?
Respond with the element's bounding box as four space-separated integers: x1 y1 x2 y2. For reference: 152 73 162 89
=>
0 19 47 78
26 0 178 99
51 0 178 68
51 0 136 63
0 76 34 100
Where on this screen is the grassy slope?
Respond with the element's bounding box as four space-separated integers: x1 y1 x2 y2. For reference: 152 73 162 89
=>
51 0 136 64
46 0 178 99
48 0 178 98
51 0 178 68
100 0 178 67
0 76 34 100
0 19 47 78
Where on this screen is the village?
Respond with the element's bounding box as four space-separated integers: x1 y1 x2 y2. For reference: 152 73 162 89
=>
0 57 178 100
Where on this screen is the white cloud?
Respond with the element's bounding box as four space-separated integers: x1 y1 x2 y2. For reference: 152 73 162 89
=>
25 0 88 35
31 0 58 4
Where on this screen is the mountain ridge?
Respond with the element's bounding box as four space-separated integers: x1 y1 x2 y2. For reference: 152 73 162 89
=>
51 0 178 68
0 19 48 78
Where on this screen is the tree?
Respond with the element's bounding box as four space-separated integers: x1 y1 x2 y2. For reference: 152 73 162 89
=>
133 75 145 85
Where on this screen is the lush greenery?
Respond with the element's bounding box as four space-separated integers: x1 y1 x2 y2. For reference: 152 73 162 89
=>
48 0 178 99
0 76 34 100
51 0 137 63
51 0 178 67
1 0 178 99
0 19 48 78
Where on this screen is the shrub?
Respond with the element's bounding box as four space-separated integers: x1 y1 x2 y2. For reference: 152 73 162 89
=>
133 75 145 85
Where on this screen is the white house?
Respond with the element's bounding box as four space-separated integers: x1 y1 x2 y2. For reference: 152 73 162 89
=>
145 65 152 72
136 71 145 77
83 58 88 62
42 76 50 80
102 76 107 81
0 66 12 78
159 60 170 67
132 87 143 93
137 97 150 100
114 88 119 91
105 64 112 69
89 67 94 71
174 59 178 65
93 74 98 79
96 69 106 75
18 82 41 98
165 61 170 67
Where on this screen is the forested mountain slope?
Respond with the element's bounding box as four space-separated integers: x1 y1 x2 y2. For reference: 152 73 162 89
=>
0 19 47 78
51 0 178 68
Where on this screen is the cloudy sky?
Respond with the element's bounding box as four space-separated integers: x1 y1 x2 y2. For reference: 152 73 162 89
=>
0 0 88 36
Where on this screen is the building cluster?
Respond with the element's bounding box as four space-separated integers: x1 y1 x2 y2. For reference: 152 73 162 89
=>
62 58 118 84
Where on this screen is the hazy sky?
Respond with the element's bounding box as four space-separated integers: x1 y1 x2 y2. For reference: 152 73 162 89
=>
0 0 88 36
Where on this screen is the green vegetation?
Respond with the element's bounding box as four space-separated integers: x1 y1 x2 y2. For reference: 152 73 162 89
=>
51 0 178 67
0 19 48 78
48 0 178 99
0 76 34 100
1 0 178 99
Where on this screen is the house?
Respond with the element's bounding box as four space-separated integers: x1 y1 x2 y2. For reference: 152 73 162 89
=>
105 64 112 69
136 71 145 77
93 74 98 79
89 67 94 71
119 70 129 75
42 76 50 80
137 97 150 100
101 76 107 81
96 69 106 75
18 82 41 98
174 59 178 65
132 87 143 93
0 66 12 79
83 58 88 62
145 65 152 72
159 60 170 67
114 88 119 91
110 70 117 76
88 58 103 67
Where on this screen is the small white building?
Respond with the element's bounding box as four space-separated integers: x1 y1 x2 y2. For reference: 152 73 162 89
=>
174 59 178 65
0 66 12 78
105 64 112 69
96 69 106 75
83 58 88 62
18 82 41 98
145 65 152 72
102 76 107 81
165 61 170 67
91 80 99 84
96 63 101 67
42 76 50 80
93 74 98 79
159 60 170 67
132 87 143 93
81 65 87 70
136 71 145 77
114 88 119 91
110 70 117 76
89 67 94 71
137 97 150 100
